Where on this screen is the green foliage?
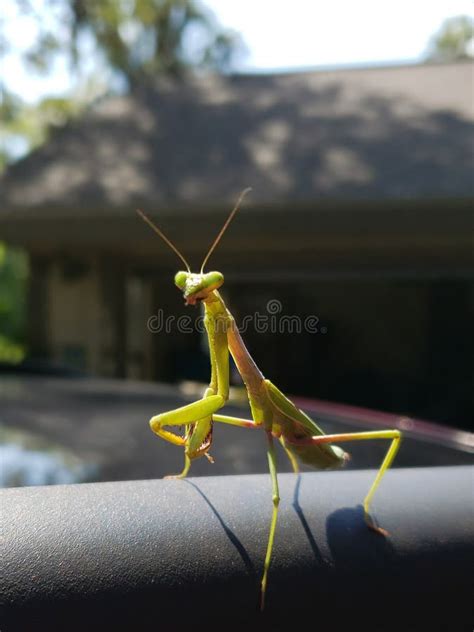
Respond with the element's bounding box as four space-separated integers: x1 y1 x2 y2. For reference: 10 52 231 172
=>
0 92 83 171
70 0 242 80
0 243 28 363
1 2 242 361
426 15 474 62
12 0 242 84
1 1 243 167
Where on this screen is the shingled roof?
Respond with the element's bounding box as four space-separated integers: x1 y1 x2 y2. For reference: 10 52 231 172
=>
0 61 473 217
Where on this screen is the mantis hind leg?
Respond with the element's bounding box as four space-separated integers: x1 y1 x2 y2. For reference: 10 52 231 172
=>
289 429 401 534
260 431 280 611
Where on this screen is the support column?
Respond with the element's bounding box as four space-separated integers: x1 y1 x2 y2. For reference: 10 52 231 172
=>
99 259 128 378
27 255 51 360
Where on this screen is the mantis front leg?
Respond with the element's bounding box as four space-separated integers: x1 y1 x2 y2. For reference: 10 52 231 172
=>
149 307 230 476
149 393 223 479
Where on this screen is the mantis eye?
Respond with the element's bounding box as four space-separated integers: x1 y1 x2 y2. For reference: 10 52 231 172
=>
203 271 224 290
174 271 188 289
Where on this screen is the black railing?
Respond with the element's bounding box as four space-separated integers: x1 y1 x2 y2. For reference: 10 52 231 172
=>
1 466 472 631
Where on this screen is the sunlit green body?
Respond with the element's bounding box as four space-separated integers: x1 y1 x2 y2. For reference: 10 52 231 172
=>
138 194 402 610
210 289 346 469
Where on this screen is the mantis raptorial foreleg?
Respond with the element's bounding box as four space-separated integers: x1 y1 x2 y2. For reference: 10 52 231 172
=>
150 395 224 441
149 304 232 477
150 395 222 479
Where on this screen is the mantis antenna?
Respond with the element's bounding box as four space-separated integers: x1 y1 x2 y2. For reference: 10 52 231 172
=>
136 209 191 273
200 187 252 273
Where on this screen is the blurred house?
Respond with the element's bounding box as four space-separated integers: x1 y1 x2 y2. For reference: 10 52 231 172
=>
0 61 472 426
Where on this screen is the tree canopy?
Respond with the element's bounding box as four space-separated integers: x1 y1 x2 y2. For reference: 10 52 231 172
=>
426 15 474 62
1 1 245 361
1 0 244 167
14 0 243 84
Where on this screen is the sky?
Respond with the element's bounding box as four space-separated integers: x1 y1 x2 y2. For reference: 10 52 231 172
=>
1 0 473 104
206 0 473 70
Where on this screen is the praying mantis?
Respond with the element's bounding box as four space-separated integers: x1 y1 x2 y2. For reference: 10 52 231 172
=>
136 189 402 610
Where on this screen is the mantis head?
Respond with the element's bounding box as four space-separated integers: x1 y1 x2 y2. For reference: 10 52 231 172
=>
174 271 224 305
136 188 251 305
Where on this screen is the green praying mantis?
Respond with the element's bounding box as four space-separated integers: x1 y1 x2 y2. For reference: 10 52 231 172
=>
136 189 402 610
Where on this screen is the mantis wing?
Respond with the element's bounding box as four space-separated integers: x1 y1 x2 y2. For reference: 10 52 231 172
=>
264 379 325 436
264 380 346 469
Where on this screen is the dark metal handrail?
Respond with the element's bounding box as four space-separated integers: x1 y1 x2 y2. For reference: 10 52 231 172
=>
1 466 472 631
